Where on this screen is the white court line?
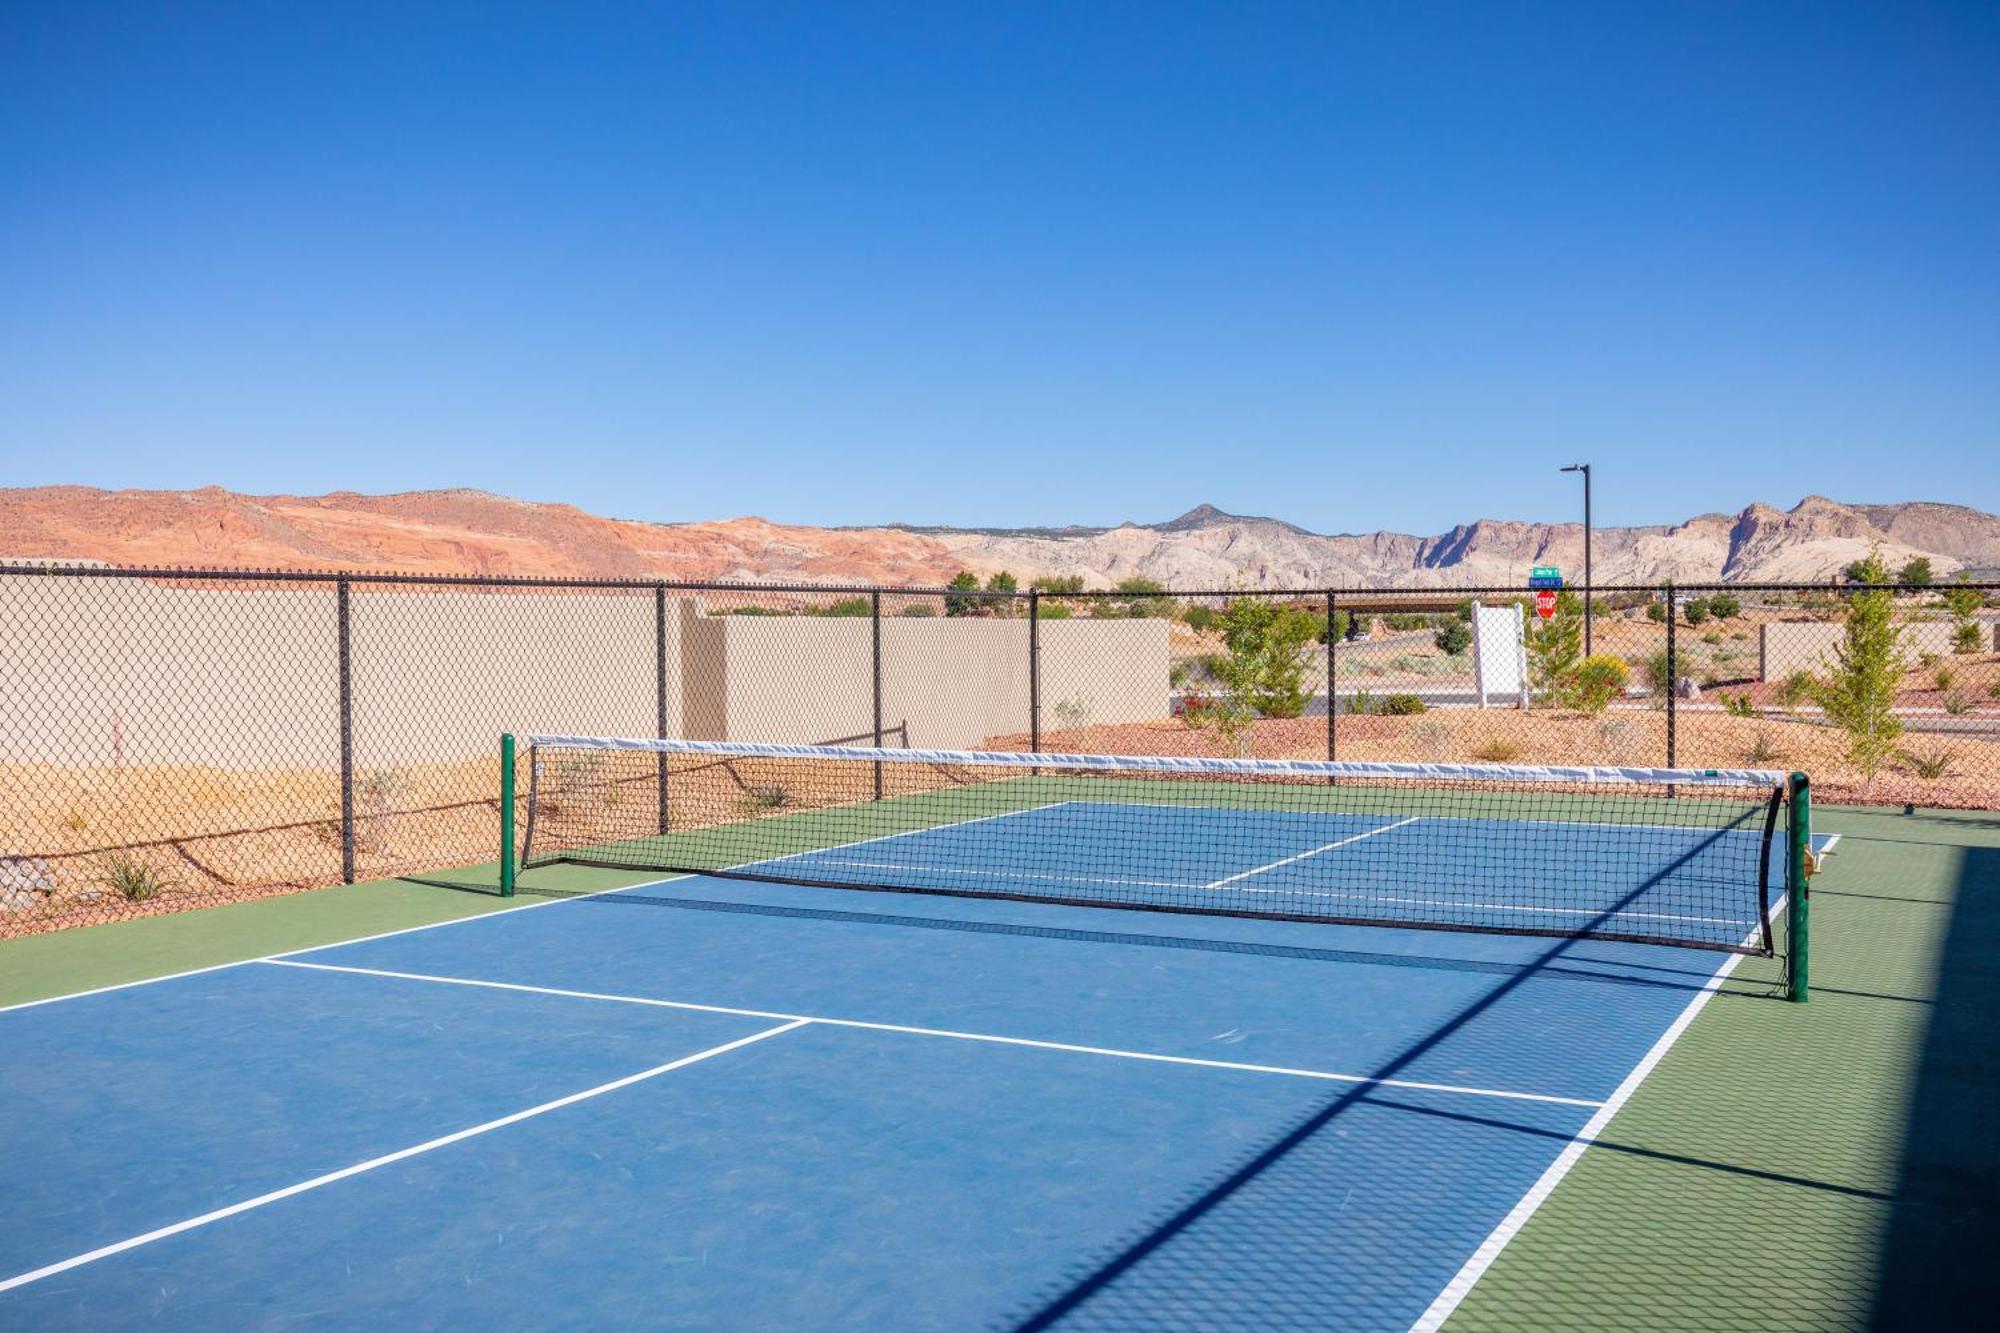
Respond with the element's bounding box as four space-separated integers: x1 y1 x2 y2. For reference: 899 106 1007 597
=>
265 957 1605 1110
775 857 1197 891
1405 903 1780 1332
1203 816 1423 889
0 802 1077 1016
0 1018 808 1295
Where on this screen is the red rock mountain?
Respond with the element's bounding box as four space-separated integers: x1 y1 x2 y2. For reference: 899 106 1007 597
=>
4 486 1996 587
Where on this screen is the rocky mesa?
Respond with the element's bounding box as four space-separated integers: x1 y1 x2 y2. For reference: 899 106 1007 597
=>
3 485 1997 588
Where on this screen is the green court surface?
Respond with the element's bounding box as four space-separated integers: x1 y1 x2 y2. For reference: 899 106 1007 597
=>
2 808 1993 1330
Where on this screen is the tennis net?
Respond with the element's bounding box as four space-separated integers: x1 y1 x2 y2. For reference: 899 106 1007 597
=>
513 736 1801 957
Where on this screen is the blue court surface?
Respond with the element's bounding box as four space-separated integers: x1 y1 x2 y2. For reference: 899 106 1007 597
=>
0 802 1778 1330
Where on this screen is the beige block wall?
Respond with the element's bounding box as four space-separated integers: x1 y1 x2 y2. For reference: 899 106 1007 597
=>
0 579 1173 773
679 603 1171 749
349 586 666 767
0 576 340 767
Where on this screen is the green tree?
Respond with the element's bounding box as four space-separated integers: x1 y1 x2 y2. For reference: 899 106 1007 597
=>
1682 599 1710 625
984 570 1019 616
1214 599 1319 719
943 570 981 618
1114 576 1165 596
1943 578 1984 653
1527 590 1584 706
1897 556 1933 588
1433 620 1473 656
1032 573 1084 594
1707 592 1741 619
1808 553 1909 788
820 597 872 617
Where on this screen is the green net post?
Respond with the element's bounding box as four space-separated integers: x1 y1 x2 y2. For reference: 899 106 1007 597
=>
500 733 517 898
1786 772 1810 1002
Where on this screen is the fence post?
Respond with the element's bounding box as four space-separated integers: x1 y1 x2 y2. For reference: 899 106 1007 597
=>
1028 589 1041 758
337 575 355 884
1787 772 1811 1002
1325 589 1337 777
655 584 670 834
499 733 516 897
1664 581 1677 768
871 589 884 799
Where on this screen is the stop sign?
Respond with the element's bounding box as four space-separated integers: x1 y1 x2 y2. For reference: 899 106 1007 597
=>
1535 589 1558 620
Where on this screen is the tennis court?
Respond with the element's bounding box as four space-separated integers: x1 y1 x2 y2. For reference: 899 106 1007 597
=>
1 743 1815 1328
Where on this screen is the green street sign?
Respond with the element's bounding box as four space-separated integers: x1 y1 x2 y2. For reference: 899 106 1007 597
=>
1531 566 1560 579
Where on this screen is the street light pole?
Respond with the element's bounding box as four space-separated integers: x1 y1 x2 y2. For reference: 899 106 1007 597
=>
1562 464 1592 656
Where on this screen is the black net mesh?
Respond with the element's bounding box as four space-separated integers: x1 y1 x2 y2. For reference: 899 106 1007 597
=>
519 737 1790 955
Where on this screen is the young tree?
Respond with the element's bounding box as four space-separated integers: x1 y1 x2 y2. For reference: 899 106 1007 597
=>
943 570 981 618
1808 552 1909 789
1897 556 1933 588
1943 577 1984 653
1214 599 1319 719
1527 590 1583 706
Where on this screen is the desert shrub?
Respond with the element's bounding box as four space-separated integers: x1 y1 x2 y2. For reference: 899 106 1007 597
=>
1932 663 1955 691
1037 601 1073 620
1033 574 1085 594
1381 693 1426 715
901 604 937 617
1050 695 1094 731
1636 649 1673 695
97 854 172 902
1898 556 1933 588
1347 690 1376 716
821 597 872 617
1473 737 1522 763
1596 716 1634 763
1683 599 1710 625
1702 630 1724 645
1954 622 1984 654
1708 592 1741 618
1721 692 1759 718
1645 601 1667 623
1568 654 1631 713
1943 691 1971 717
1897 745 1953 780
1433 620 1473 656
1411 717 1452 760
1182 604 1216 633
1748 731 1779 765
740 784 792 812
1919 650 1940 669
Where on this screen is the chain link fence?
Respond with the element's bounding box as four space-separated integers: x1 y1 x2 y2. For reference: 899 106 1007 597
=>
3 564 1995 935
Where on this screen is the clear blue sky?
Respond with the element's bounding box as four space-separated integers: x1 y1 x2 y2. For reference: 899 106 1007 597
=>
3 2 1996 536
